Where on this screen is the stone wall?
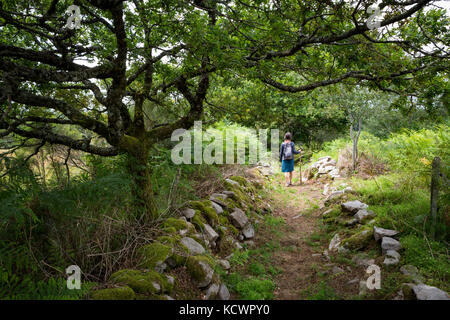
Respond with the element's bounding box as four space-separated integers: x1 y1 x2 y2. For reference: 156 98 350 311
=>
91 168 271 300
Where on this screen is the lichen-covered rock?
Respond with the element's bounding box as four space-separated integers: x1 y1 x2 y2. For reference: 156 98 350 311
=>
210 201 224 214
329 168 340 178
318 165 334 174
203 223 219 242
412 284 450 300
354 209 376 223
373 226 399 241
242 223 255 239
180 237 206 255
381 237 402 254
230 208 249 229
205 283 220 300
138 242 173 269
218 283 230 300
225 178 239 186
210 193 228 208
210 193 227 201
341 228 374 250
352 255 375 268
181 208 196 219
383 250 400 266
341 200 368 213
324 191 345 205
110 269 170 295
186 255 215 288
328 233 341 251
218 259 230 270
91 286 135 300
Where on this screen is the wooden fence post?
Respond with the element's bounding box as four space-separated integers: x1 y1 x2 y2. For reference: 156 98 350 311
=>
430 156 441 240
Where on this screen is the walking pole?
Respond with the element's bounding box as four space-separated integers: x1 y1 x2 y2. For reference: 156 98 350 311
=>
299 150 303 185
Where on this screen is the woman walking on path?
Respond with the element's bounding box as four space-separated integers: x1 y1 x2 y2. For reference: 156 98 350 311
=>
280 132 302 187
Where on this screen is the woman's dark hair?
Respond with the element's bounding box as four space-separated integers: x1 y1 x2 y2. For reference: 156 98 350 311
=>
284 132 292 140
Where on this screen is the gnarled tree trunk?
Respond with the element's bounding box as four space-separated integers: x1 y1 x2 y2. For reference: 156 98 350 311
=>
125 148 159 221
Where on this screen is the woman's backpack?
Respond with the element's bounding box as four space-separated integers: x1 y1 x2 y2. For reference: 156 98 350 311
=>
283 142 293 160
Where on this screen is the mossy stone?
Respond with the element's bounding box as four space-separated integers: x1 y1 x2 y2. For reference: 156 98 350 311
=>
192 211 206 230
110 269 169 295
157 235 181 245
190 200 219 226
217 215 238 236
162 217 188 231
91 286 135 300
323 216 338 225
323 206 342 218
230 175 257 194
162 226 177 234
229 175 249 187
138 242 173 269
217 235 234 256
223 181 252 208
341 227 374 250
186 255 215 287
224 196 242 210
228 224 239 236
218 215 229 226
165 239 190 267
167 251 189 267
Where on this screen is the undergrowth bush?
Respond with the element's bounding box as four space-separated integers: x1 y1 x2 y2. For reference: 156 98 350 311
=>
0 134 227 299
